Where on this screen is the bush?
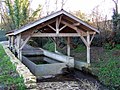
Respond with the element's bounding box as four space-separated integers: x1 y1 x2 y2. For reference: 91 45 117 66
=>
43 41 55 52
73 44 86 53
103 43 113 50
98 58 120 89
115 44 120 50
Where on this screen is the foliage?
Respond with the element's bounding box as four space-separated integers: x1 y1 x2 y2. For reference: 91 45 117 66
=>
109 0 120 46
115 44 120 50
0 30 7 41
97 57 120 90
73 44 86 53
71 10 90 23
1 0 41 30
0 45 26 89
27 39 38 47
103 43 113 50
43 40 55 52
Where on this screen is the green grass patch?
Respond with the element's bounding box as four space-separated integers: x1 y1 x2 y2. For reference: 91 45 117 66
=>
0 44 26 89
97 58 120 90
91 48 120 90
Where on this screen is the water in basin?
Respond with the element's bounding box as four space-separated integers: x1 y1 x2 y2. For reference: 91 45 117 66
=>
24 55 62 65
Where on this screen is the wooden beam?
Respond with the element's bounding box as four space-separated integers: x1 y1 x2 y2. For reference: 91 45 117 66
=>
89 32 96 45
20 36 31 50
87 31 90 64
32 33 82 37
48 25 56 31
56 18 59 34
73 23 80 26
58 15 62 26
20 30 35 50
76 30 88 46
67 37 70 56
17 34 22 60
59 25 67 31
35 19 56 30
8 36 11 49
61 20 95 35
11 36 14 51
61 20 86 35
53 37 57 52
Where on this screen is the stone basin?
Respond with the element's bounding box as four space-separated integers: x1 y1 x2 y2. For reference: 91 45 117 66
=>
22 55 67 78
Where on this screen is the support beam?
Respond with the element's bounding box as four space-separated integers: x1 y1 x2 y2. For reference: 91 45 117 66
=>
48 25 56 31
11 36 14 51
61 20 86 35
89 32 96 45
56 18 59 34
76 30 88 46
17 34 22 61
59 25 67 31
54 37 57 52
32 33 87 37
67 37 70 56
20 35 31 50
8 36 11 49
87 31 90 64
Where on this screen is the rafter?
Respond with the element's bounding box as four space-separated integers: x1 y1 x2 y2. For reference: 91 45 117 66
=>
48 25 56 31
59 25 67 31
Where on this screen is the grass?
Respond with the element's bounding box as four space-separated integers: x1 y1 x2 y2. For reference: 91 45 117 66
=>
0 45 26 90
90 46 120 90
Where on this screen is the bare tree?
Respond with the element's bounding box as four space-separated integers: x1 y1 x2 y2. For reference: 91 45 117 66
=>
61 0 67 10
112 0 118 14
44 0 50 15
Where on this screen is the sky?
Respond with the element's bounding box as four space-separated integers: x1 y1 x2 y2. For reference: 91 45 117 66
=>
31 0 120 20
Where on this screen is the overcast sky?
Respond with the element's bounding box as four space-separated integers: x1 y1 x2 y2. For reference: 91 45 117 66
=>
31 0 120 20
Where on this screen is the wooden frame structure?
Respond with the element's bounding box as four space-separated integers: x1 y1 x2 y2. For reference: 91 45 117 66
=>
6 10 99 65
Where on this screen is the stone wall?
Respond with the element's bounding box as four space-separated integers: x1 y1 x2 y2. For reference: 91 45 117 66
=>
1 42 37 89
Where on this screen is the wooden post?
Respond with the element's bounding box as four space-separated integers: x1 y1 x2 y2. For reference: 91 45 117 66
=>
17 34 22 61
87 31 90 64
11 36 14 51
67 37 70 56
8 36 11 49
56 18 59 34
54 37 57 52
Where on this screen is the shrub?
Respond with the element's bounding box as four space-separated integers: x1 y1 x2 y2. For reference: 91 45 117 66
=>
73 44 86 53
43 41 55 52
98 58 120 89
103 43 113 50
115 44 120 50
